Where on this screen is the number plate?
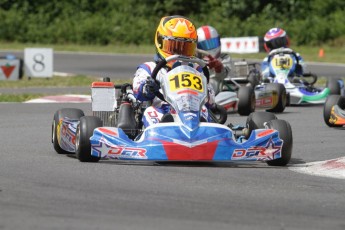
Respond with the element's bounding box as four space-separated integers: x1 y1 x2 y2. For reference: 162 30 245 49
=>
271 54 293 69
168 72 204 92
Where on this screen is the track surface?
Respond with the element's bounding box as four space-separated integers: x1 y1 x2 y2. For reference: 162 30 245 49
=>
2 51 345 79
1 52 345 229
1 103 345 230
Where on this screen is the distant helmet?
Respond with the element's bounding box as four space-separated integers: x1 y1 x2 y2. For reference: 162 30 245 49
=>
155 15 197 64
264 27 290 52
197 25 221 58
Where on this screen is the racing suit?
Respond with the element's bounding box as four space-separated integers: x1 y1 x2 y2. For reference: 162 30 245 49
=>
133 59 215 128
261 48 306 82
208 53 231 95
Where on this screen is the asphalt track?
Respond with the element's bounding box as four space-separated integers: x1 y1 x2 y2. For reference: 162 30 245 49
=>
2 50 345 79
1 52 345 230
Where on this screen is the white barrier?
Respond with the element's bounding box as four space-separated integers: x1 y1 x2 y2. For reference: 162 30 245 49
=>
221 37 260 53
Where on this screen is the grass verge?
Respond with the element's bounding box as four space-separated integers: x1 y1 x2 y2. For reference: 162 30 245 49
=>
0 93 44 102
0 75 132 88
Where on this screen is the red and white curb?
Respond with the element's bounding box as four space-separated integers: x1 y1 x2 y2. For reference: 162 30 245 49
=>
289 157 345 179
25 94 91 103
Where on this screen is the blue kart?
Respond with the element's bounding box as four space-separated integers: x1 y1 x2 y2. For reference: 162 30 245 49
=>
260 48 343 105
52 55 293 166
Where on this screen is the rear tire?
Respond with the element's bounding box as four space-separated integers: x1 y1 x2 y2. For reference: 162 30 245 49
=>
52 108 84 154
238 86 255 116
323 95 342 127
326 78 341 95
266 83 286 113
75 116 102 162
266 119 293 166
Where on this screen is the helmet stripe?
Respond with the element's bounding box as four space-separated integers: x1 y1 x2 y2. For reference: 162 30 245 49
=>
202 26 211 40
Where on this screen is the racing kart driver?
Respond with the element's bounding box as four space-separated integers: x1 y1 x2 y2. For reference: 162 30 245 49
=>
132 15 216 128
261 27 306 82
196 25 231 95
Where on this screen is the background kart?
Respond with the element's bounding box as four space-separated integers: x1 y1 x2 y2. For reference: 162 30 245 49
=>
323 95 345 127
220 53 287 113
52 55 293 166
262 48 344 105
196 49 284 116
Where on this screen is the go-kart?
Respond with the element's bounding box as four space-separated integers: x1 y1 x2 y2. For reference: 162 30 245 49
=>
262 48 343 105
196 49 256 116
197 49 287 114
52 55 293 166
323 95 345 127
223 57 287 113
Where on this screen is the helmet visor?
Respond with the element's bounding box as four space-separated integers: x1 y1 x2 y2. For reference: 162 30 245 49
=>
266 37 288 50
158 34 197 57
197 37 221 51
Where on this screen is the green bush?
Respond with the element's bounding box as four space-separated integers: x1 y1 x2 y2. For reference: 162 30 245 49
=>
0 0 344 46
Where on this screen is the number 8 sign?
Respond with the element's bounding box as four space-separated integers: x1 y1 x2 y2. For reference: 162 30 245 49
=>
24 48 53 78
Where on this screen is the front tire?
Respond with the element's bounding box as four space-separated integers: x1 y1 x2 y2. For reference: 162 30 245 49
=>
323 95 341 127
245 111 277 139
266 119 293 166
52 108 85 154
75 116 102 162
266 83 286 113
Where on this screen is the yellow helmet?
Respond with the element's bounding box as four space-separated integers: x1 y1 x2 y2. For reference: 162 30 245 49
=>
155 15 197 61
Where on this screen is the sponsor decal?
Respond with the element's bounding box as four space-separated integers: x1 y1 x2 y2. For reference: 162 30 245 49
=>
61 123 76 145
1 64 15 79
232 138 281 160
223 101 237 111
92 142 147 159
183 112 197 120
256 97 273 106
147 109 160 124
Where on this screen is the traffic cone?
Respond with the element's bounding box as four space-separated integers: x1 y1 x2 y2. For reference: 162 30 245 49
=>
318 48 324 58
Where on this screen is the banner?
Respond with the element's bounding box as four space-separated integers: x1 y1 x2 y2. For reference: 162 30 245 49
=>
221 37 260 53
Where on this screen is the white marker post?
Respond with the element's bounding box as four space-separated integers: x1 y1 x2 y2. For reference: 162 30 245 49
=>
24 48 53 78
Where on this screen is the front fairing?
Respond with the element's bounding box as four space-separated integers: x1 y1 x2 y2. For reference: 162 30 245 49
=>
160 65 207 132
90 124 283 162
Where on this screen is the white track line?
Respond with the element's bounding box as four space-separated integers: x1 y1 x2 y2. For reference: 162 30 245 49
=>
289 157 345 179
25 94 91 103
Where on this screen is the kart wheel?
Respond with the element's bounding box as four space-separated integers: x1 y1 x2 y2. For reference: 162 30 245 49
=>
266 83 286 113
266 119 293 166
323 95 342 127
52 108 85 154
245 111 277 139
238 86 255 116
75 116 102 162
209 104 228 124
326 78 341 95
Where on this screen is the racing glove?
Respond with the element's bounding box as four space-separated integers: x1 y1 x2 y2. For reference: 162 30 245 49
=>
142 77 159 99
207 55 223 73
